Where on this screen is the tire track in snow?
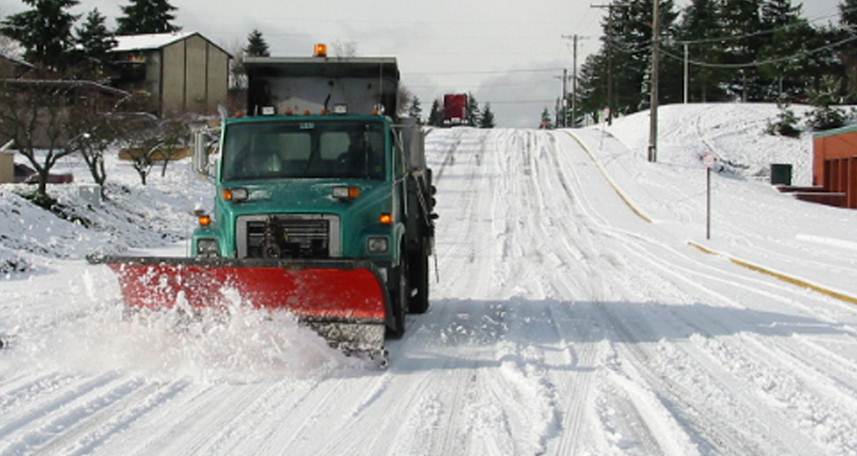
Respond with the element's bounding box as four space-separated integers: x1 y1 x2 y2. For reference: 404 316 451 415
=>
549 134 777 454
556 131 857 454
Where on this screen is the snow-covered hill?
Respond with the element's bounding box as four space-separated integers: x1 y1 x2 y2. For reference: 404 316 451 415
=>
606 103 814 185
0 154 211 274
580 103 857 297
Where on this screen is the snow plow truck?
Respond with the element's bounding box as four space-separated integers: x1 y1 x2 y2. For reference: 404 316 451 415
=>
90 45 438 365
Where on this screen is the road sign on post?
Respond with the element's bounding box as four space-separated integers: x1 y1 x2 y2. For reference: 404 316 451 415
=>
703 154 716 240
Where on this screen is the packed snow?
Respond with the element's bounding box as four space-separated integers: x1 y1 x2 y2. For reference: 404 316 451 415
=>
2 105 857 455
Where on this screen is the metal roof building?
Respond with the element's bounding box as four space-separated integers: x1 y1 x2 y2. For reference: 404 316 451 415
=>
110 32 231 116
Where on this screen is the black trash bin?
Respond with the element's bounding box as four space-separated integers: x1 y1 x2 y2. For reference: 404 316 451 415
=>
771 163 793 186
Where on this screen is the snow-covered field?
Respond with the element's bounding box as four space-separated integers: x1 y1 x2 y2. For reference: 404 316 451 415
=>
608 103 813 184
2 107 857 455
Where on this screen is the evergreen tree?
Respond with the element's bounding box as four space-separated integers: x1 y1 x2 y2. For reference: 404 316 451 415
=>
757 0 808 99
466 92 481 127
806 76 847 131
75 8 117 76
245 29 270 57
408 96 423 123
678 0 727 102
479 103 495 128
761 0 800 26
839 1 857 99
717 0 764 100
0 0 79 70
427 99 444 127
766 97 801 137
841 0 857 28
601 0 678 114
539 108 553 129
116 0 181 35
578 52 608 123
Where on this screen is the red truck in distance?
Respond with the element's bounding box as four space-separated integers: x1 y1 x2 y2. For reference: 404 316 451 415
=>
443 94 468 126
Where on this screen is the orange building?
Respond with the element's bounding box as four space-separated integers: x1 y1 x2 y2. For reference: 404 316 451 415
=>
813 126 857 209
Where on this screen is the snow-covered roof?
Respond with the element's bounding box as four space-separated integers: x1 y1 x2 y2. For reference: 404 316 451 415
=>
0 53 32 68
111 32 231 57
0 36 30 67
111 32 195 53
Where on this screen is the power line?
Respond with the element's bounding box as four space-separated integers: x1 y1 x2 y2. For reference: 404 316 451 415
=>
594 5 856 51
660 34 857 69
404 67 565 76
481 99 558 104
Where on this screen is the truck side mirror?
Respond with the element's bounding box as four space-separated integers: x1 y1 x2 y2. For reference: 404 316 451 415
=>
192 129 209 176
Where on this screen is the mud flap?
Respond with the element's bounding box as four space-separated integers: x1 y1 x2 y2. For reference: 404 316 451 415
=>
88 256 390 355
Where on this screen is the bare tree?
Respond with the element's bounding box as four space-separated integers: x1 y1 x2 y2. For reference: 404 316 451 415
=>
397 85 414 118
116 111 189 185
228 39 247 90
332 40 358 58
0 80 77 202
117 114 161 186
66 107 121 198
157 117 191 177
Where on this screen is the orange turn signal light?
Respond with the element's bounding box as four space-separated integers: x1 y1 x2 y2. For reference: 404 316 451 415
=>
379 213 393 225
223 189 233 201
333 186 362 200
198 215 212 227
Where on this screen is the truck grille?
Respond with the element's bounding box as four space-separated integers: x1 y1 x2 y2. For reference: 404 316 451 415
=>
237 215 341 259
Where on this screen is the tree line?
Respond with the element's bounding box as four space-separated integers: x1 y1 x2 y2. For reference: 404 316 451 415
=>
572 0 857 126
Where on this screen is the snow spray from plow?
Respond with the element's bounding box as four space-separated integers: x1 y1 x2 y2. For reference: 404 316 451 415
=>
87 256 391 365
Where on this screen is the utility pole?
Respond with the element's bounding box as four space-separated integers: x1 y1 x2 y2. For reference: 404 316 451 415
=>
573 34 578 127
561 34 586 127
683 42 689 104
562 68 568 127
648 0 660 163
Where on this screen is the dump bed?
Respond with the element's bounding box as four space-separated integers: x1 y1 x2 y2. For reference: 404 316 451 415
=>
245 57 401 119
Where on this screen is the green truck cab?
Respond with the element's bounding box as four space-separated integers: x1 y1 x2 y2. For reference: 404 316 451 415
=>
190 55 436 338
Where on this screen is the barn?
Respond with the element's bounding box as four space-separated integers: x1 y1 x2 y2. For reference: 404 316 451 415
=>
110 32 231 116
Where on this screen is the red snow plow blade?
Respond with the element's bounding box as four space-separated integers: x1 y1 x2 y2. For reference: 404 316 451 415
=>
88 256 390 355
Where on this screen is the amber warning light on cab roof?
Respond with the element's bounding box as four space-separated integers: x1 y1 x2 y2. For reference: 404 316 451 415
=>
314 43 328 58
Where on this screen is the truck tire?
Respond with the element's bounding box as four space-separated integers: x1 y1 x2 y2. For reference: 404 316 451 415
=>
408 241 430 314
387 248 409 339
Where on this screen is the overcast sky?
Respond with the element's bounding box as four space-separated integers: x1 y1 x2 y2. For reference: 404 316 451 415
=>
0 0 845 127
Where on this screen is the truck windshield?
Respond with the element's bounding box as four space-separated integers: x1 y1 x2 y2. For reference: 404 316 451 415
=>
222 121 386 181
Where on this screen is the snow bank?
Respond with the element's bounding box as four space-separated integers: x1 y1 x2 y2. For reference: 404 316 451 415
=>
606 103 814 185
0 154 210 264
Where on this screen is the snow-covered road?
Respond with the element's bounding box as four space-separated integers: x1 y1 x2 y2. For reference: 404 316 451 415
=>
2 128 857 455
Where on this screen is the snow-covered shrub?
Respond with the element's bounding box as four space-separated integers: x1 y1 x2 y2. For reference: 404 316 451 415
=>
767 100 802 138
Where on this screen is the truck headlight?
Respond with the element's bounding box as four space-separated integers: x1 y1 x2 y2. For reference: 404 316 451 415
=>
197 239 220 258
367 237 389 254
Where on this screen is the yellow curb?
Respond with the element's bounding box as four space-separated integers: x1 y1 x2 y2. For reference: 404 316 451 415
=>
564 131 654 224
688 241 857 306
